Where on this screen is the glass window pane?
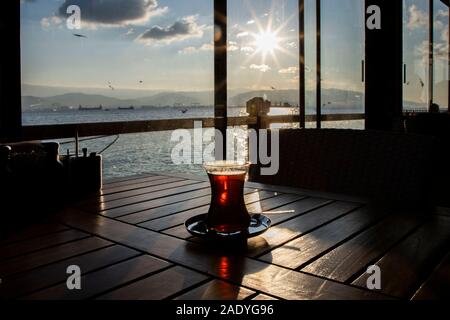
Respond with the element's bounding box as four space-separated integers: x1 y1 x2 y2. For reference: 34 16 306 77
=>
21 0 214 125
403 0 430 112
433 0 449 112
227 0 300 125
305 0 317 128
20 0 214 178
320 0 365 129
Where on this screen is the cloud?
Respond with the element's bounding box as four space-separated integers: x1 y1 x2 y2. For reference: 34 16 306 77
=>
52 0 167 28
40 17 51 29
279 66 298 74
247 20 255 25
287 42 297 48
240 46 254 53
236 32 249 38
250 64 271 72
41 16 63 29
178 42 213 54
406 5 428 30
138 15 206 44
228 45 239 52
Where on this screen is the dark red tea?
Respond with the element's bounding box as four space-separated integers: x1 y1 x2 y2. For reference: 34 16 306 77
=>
206 170 251 233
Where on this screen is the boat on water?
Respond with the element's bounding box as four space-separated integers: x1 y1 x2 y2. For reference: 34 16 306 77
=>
79 105 103 111
118 106 135 110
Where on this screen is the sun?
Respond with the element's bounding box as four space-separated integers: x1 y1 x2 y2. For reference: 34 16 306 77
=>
254 31 280 54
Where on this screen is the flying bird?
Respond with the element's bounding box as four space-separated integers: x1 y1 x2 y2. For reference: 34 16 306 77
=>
271 86 276 90
73 33 87 38
419 77 425 88
139 81 144 84
107 82 115 91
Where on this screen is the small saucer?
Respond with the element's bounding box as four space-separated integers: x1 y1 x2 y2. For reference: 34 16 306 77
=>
185 214 271 241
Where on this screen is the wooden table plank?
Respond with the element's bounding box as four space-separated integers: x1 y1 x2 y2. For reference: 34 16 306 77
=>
260 206 387 269
97 178 196 203
173 280 255 300
0 245 140 299
246 201 361 258
0 237 112 278
301 214 426 283
97 266 209 300
162 225 194 240
245 194 305 214
55 209 391 300
98 181 208 212
412 252 450 300
101 183 210 217
352 216 450 298
0 222 69 246
97 180 204 210
139 190 281 231
0 229 90 261
23 255 172 300
102 173 156 185
120 189 276 225
101 175 170 191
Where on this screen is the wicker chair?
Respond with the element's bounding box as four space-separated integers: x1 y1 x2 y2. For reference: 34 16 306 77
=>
249 129 439 211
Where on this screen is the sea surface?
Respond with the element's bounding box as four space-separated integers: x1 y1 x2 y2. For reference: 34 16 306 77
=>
23 107 364 179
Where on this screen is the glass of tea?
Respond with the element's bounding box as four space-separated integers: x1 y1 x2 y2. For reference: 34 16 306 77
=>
204 161 251 234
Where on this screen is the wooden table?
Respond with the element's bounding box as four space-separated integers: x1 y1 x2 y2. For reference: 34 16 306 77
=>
1 172 449 300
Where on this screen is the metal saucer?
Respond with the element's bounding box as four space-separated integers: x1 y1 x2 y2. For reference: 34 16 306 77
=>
185 214 271 241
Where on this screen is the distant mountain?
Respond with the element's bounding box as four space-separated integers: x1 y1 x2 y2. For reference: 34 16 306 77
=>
137 91 213 107
45 93 137 108
21 89 363 112
21 84 164 100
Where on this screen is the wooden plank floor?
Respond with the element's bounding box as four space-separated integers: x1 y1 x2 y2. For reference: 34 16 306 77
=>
1 173 449 300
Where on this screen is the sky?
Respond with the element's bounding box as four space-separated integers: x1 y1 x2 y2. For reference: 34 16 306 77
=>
20 0 448 105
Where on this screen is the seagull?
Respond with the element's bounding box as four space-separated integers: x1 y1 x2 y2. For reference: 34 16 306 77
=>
73 33 87 38
419 77 425 88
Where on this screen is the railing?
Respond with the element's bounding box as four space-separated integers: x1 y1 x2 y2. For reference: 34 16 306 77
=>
17 113 366 141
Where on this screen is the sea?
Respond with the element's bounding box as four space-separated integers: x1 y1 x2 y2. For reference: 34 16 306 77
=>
23 107 364 180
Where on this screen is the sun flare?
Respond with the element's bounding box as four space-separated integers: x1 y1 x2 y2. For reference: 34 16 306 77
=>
254 31 280 54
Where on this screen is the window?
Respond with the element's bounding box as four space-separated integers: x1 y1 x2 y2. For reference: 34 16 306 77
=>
227 0 300 126
20 0 214 125
403 0 449 112
320 0 365 129
433 0 449 111
20 0 214 178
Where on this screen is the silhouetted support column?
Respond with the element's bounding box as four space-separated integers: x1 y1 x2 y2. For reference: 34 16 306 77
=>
299 0 306 129
214 0 227 160
365 0 403 130
0 1 22 140
316 0 322 129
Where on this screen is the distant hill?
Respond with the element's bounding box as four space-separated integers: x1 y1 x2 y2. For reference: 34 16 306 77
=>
21 86 428 113
137 91 213 107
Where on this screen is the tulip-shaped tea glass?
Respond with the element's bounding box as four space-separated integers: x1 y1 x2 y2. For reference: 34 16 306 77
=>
204 161 251 234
